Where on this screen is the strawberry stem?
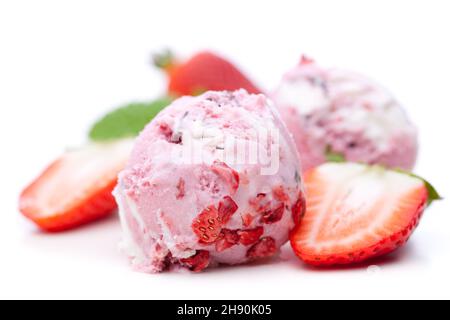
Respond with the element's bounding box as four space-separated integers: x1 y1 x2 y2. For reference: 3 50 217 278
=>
153 49 177 72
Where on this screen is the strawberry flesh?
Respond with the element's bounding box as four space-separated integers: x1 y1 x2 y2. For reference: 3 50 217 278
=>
176 178 186 200
179 250 210 272
192 205 222 244
249 193 271 213
273 186 290 202
290 163 433 266
241 213 254 228
260 203 285 224
238 227 264 246
218 196 239 224
215 229 240 252
19 140 133 232
192 195 239 244
159 123 173 141
247 237 277 260
211 161 240 194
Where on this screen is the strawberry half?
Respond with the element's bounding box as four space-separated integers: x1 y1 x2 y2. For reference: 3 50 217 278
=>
154 50 262 97
19 139 134 232
290 163 441 266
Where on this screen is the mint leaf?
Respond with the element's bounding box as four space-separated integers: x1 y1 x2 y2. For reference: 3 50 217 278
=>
325 146 346 163
395 169 442 206
89 98 172 141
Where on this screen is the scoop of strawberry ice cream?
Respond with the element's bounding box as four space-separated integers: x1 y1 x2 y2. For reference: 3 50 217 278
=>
114 90 304 273
272 57 418 172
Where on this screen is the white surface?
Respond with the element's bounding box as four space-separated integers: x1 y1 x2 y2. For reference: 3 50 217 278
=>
0 0 449 300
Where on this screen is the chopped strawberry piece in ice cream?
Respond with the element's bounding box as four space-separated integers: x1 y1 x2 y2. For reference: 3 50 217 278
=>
247 237 277 260
176 178 186 200
273 186 290 202
218 196 239 224
215 229 240 252
238 227 264 246
180 251 210 272
211 161 240 195
192 205 222 244
260 203 285 224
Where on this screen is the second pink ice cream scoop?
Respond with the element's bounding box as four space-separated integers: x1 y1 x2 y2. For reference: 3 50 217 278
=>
272 57 418 172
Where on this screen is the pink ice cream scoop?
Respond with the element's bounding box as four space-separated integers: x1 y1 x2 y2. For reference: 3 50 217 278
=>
272 57 418 172
114 90 304 273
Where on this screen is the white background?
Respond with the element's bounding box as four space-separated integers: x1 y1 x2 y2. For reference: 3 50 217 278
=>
0 0 449 300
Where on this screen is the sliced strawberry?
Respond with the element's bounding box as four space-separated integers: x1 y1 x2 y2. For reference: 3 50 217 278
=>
211 161 240 194
247 237 277 260
290 163 440 267
238 227 264 246
179 250 210 272
19 140 133 232
192 205 222 244
215 229 240 252
154 50 262 97
218 196 239 224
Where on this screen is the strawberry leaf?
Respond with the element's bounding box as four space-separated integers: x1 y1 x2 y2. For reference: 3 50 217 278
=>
153 49 176 70
89 98 172 141
395 169 442 206
410 174 442 206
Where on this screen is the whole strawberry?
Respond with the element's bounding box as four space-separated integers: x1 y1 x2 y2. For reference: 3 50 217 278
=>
154 50 262 97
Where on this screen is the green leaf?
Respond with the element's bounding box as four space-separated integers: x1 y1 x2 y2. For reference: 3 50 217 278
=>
395 169 442 206
422 178 442 206
89 98 172 141
325 146 346 163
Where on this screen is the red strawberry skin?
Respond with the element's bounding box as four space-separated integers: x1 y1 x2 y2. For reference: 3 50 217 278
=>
20 169 118 232
292 196 427 266
290 163 431 267
19 140 132 232
167 52 262 96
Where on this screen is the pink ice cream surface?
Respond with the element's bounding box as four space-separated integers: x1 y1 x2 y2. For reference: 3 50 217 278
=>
114 90 304 273
272 58 418 172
